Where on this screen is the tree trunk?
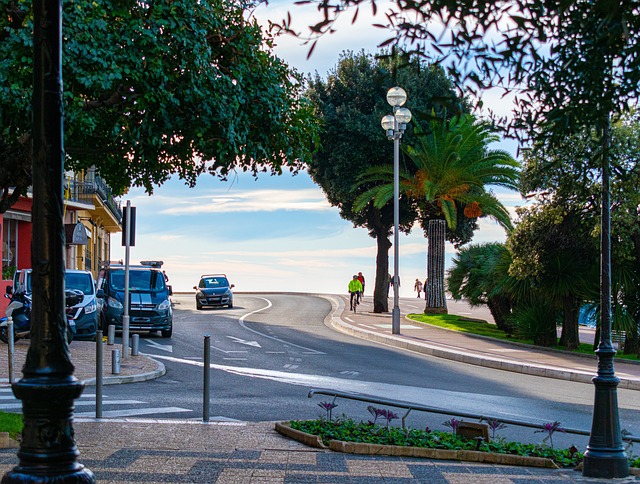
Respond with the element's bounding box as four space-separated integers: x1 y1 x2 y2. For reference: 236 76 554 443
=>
425 219 447 314
487 296 513 334
624 322 638 356
373 235 391 313
560 296 580 350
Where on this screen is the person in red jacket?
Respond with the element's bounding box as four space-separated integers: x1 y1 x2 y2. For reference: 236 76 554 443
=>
356 272 365 302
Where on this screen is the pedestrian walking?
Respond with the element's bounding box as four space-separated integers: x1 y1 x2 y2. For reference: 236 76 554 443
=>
414 278 423 298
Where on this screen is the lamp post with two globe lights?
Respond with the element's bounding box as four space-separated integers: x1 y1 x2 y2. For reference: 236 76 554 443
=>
381 87 412 335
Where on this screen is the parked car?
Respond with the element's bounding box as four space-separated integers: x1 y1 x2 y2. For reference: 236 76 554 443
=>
97 260 173 337
194 274 234 309
10 268 101 340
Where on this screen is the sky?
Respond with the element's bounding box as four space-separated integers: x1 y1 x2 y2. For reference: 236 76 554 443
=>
111 0 525 296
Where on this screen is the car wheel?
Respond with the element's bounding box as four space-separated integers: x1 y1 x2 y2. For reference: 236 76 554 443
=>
66 326 74 345
161 324 173 338
227 303 233 309
196 300 202 310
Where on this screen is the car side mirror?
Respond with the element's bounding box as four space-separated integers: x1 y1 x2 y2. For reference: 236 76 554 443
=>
193 286 198 290
230 284 235 289
96 288 104 298
5 285 13 295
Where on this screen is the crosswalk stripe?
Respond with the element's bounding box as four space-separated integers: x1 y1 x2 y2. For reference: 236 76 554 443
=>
74 407 191 418
0 399 145 411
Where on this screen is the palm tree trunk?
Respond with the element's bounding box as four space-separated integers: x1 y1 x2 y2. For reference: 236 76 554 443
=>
560 296 580 350
425 219 447 314
373 235 391 313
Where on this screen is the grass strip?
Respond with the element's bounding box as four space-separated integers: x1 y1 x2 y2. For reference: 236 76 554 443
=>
407 314 639 361
0 411 22 440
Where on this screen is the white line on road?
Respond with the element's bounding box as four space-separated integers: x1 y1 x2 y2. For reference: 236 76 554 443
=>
359 324 378 330
344 317 355 322
144 339 173 353
238 297 325 355
75 407 192 418
265 351 286 354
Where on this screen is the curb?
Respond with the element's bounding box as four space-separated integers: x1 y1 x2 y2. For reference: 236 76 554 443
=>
321 295 640 391
82 358 166 386
0 432 18 449
274 422 327 449
275 421 560 470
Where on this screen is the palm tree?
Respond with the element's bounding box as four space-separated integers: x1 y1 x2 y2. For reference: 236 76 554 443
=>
355 113 520 314
447 243 515 333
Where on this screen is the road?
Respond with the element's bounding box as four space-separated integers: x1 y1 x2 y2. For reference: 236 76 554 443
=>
2 292 638 448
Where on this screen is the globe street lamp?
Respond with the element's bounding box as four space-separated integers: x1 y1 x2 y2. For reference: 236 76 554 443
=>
382 87 411 335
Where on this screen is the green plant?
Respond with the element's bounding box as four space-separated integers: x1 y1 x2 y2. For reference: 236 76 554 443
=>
0 411 23 440
2 266 16 281
290 418 584 468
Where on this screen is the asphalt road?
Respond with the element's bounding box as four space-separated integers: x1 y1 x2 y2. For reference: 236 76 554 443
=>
73 292 639 450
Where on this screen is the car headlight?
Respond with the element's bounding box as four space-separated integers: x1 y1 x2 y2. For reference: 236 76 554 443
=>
84 301 97 314
108 297 123 309
158 299 171 311
224 290 231 296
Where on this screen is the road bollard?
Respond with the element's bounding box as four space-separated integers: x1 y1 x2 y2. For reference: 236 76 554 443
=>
7 317 14 384
96 330 103 418
112 348 121 375
131 334 139 356
107 324 115 345
203 335 211 422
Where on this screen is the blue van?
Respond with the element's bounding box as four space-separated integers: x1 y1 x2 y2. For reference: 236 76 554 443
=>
97 261 173 337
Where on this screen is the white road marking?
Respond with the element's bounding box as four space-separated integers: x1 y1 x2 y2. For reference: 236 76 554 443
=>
359 324 378 330
340 371 360 377
238 297 325 355
223 358 247 361
226 335 261 348
144 339 173 353
75 407 191 418
210 346 249 354
344 317 355 322
265 351 285 354
283 364 299 370
0 399 144 411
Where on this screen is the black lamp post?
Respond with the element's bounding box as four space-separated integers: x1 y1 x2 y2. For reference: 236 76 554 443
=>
1 0 94 481
582 115 628 478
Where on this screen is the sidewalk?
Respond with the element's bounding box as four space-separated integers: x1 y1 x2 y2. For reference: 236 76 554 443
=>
328 294 640 391
1 296 639 482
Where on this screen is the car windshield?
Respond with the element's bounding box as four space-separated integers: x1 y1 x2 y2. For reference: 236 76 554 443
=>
109 269 166 292
65 272 94 295
199 277 229 288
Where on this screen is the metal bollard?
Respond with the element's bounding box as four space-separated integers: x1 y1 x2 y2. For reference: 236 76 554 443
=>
96 330 103 418
131 334 139 356
7 317 14 384
111 348 121 374
203 335 211 422
107 324 115 345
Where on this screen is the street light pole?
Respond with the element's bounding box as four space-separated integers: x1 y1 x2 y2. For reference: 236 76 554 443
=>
382 87 411 335
582 114 628 478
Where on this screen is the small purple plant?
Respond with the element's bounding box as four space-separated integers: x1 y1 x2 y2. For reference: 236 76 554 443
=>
367 405 386 425
443 418 461 433
384 410 399 428
318 401 338 421
535 421 565 448
481 418 508 438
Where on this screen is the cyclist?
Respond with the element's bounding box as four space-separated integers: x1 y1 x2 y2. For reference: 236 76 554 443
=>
348 275 363 311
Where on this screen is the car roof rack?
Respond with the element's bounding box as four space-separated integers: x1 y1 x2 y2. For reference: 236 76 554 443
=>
200 273 227 278
140 260 164 268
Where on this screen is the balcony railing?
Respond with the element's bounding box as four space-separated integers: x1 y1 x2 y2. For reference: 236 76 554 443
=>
65 168 123 223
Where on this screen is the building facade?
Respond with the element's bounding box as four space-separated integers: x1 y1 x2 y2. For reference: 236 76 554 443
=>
0 168 122 312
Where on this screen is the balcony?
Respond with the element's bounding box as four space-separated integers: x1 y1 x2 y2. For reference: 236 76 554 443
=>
65 168 123 229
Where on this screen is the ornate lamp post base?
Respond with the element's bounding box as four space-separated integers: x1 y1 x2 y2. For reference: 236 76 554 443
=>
2 377 94 483
582 349 628 478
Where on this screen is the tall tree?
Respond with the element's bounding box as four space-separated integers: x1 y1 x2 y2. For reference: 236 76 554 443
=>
0 0 319 211
306 50 467 313
355 114 519 313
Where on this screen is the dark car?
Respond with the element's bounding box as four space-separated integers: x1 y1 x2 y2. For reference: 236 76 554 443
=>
97 261 173 337
194 274 234 309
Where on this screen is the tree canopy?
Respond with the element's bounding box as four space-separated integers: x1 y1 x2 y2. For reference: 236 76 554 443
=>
0 0 319 212
306 50 467 312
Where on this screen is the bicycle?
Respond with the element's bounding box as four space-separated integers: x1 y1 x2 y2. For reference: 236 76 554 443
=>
350 291 359 312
